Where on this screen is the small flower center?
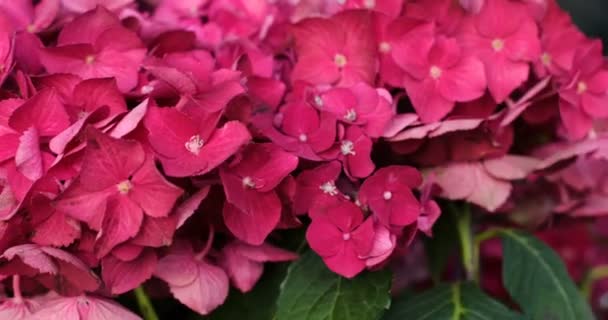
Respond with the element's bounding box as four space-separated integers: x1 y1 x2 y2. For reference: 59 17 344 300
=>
116 180 133 194
340 140 356 156
342 232 351 241
383 191 392 200
491 38 504 52
242 176 256 188
85 55 96 64
141 84 154 94
541 52 552 66
319 181 338 196
429 65 442 79
313 95 324 107
26 24 36 33
299 133 308 142
379 42 391 53
577 81 587 94
185 135 204 155
363 0 375 9
344 109 357 122
334 53 347 68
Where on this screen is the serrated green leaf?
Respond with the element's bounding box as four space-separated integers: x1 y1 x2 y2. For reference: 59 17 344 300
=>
275 251 392 320
500 230 594 320
383 282 523 320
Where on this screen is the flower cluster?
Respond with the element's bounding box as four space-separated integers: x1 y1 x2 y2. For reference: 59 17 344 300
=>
0 0 607 318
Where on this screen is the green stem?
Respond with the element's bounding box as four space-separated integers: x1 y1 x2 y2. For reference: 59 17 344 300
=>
581 265 608 299
455 204 475 281
471 228 504 283
134 286 159 320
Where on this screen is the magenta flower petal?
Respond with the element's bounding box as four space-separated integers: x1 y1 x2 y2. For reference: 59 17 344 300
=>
102 249 157 294
94 196 143 258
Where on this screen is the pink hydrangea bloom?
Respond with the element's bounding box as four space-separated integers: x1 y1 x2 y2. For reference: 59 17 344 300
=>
40 7 146 92
359 166 422 228
393 23 486 122
220 143 298 244
291 10 376 86
459 0 541 102
306 198 374 278
55 129 183 257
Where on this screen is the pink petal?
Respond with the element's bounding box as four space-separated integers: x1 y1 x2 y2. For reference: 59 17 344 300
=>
223 194 281 245
322 242 366 278
219 244 264 293
169 261 229 316
228 143 299 192
428 162 477 200
485 56 529 103
41 246 101 292
2 244 57 275
95 196 143 258
102 249 157 294
54 182 109 230
175 187 210 229
79 128 145 192
155 251 198 287
131 216 176 248
439 56 486 102
483 155 540 180
129 155 183 218
109 99 148 138
404 77 455 123
9 88 70 137
559 99 593 140
306 216 344 257
466 164 512 211
15 127 43 181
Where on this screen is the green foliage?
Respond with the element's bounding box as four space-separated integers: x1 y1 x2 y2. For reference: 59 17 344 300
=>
275 251 392 320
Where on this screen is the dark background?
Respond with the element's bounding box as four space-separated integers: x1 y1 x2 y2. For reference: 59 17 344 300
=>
558 0 608 47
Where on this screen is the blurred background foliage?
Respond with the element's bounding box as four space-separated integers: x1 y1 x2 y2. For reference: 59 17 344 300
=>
558 0 608 47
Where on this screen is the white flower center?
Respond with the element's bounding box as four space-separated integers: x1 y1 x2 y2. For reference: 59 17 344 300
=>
429 65 442 79
242 176 256 188
342 232 351 240
340 140 356 156
379 42 391 53
383 191 392 200
141 84 154 94
577 81 587 94
334 53 347 68
491 38 504 52
314 95 323 107
363 0 375 8
319 181 338 196
344 109 357 122
85 55 96 64
541 52 551 66
298 133 308 142
185 135 204 155
116 180 133 194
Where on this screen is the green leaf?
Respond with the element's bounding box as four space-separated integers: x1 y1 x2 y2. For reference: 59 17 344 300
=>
383 282 523 320
275 251 392 320
500 230 594 320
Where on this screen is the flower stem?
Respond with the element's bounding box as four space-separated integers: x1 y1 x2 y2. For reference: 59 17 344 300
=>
12 275 22 303
195 224 215 260
581 265 608 299
134 286 159 320
454 204 475 281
